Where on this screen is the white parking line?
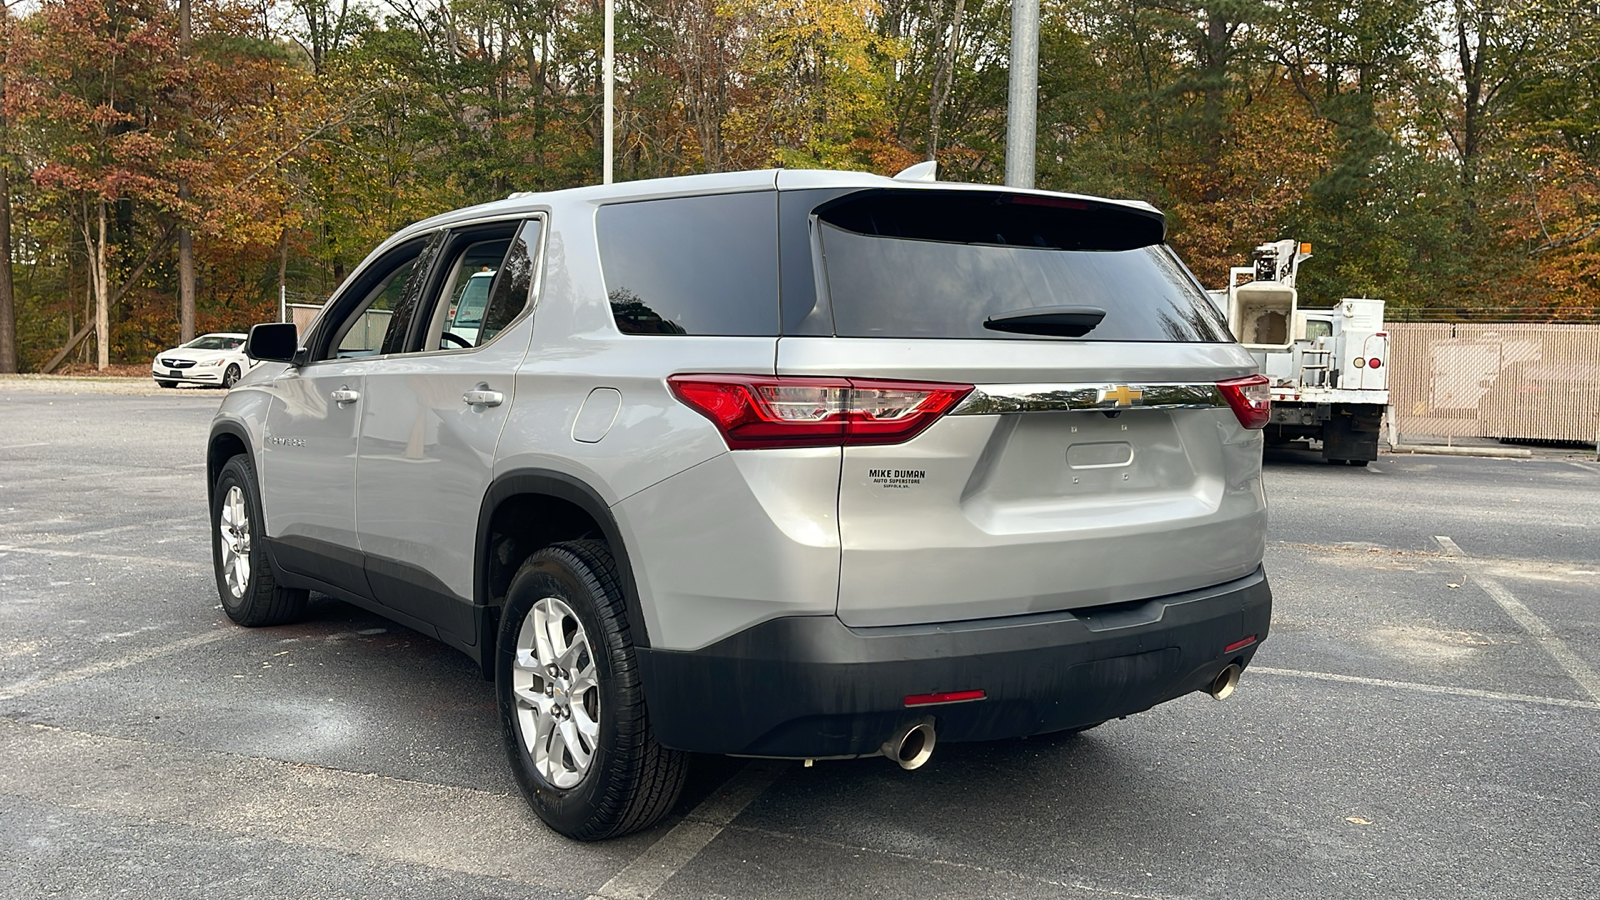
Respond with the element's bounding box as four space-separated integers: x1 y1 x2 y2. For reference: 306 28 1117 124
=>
0 544 210 570
588 760 789 900
1250 666 1600 711
1434 535 1600 703
0 629 234 701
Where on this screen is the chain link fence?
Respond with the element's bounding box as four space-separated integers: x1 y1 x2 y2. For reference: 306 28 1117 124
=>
286 303 322 335
1387 323 1600 444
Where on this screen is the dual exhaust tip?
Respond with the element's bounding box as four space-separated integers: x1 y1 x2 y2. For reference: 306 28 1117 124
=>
880 666 1240 770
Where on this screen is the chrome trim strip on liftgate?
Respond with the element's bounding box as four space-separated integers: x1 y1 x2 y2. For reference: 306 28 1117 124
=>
950 382 1227 416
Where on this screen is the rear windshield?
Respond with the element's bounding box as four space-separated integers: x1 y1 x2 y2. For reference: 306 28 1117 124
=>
812 189 1229 342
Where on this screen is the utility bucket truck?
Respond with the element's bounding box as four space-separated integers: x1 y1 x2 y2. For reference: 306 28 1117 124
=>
1212 240 1390 465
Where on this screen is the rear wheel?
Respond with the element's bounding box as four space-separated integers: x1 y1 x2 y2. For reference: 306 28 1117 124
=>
211 455 308 626
497 540 687 840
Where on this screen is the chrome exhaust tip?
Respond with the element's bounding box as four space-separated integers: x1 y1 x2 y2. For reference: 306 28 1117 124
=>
1208 664 1242 701
882 720 936 770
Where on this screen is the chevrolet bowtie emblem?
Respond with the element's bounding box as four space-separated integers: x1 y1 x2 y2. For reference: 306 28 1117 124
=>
1099 385 1144 407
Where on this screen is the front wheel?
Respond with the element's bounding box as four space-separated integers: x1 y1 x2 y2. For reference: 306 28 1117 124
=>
222 364 241 388
156 380 177 389
497 540 687 840
211 455 308 626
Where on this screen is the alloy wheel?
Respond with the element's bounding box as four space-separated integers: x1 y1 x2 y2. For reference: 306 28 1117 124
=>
217 485 251 598
511 597 601 788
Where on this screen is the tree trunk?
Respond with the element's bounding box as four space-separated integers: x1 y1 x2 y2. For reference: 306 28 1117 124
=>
0 150 16 374
179 211 196 341
94 199 110 371
277 226 290 322
1456 2 1485 237
1198 10 1229 201
928 0 966 160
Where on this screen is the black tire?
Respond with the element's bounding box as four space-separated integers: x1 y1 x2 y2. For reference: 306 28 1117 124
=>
156 380 177 388
222 364 241 388
1349 459 1369 467
211 455 308 626
497 540 687 840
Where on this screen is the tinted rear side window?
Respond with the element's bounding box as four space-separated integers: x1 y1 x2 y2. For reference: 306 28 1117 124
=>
598 192 779 336
813 189 1229 342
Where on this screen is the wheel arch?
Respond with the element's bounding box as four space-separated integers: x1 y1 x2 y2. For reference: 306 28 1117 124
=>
477 470 650 675
207 421 253 507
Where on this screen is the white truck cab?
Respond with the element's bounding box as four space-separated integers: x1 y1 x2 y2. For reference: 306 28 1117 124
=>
1213 241 1390 465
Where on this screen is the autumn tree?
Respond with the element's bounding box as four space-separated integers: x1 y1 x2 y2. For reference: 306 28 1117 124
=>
725 0 908 170
10 0 185 370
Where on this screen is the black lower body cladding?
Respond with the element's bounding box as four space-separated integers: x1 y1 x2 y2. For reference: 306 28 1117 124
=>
637 568 1271 758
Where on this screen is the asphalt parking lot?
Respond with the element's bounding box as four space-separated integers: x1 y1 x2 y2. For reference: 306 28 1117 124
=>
1 379 1597 900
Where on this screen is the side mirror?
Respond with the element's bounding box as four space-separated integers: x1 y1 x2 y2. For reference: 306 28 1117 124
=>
245 322 300 364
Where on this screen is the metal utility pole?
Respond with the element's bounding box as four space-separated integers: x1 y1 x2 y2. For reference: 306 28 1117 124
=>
1005 0 1039 189
603 0 614 185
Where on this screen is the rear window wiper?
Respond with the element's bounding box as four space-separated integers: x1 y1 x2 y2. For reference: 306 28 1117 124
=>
983 306 1106 338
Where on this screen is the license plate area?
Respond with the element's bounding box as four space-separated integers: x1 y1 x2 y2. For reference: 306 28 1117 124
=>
978 411 1191 503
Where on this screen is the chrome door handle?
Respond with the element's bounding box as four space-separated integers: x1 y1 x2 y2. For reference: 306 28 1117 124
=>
330 388 360 405
463 389 504 408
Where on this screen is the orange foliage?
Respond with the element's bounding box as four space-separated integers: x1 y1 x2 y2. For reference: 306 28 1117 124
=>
1159 78 1337 289
1497 141 1600 316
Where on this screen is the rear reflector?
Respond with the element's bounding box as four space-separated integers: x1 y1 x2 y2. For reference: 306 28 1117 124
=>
1369 358 1382 369
668 375 972 450
1224 635 1258 653
1216 375 1271 429
904 689 986 707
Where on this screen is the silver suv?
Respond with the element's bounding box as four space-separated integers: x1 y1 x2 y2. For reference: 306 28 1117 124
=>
208 168 1272 840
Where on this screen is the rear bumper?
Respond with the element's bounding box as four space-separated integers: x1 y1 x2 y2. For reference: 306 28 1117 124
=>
637 567 1271 757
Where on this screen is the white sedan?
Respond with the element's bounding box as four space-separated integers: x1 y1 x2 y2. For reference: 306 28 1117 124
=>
151 333 259 389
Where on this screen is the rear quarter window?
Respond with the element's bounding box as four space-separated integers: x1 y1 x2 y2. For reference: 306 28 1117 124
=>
804 188 1229 343
597 192 779 336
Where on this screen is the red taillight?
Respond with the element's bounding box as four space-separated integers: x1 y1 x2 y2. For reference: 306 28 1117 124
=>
1217 374 1270 430
1368 358 1382 369
904 689 986 707
667 375 973 450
